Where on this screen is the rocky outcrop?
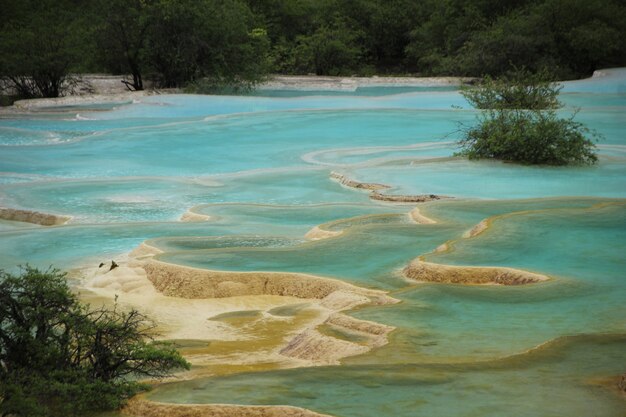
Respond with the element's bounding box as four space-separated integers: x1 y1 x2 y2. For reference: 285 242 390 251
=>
320 290 372 311
329 172 451 203
123 398 332 417
280 328 370 364
143 260 395 304
403 259 549 285
330 172 390 191
619 373 626 392
280 313 393 364
325 313 393 337
370 192 449 203
0 207 71 226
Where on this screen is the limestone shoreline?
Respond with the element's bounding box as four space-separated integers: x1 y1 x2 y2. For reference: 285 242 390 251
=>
1 73 471 113
262 74 474 91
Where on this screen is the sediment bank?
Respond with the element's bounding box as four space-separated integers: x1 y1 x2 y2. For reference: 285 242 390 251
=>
280 312 394 365
409 207 437 224
403 259 549 285
124 398 333 417
128 242 164 259
279 328 370 364
0 207 71 226
143 259 394 303
329 172 450 203
180 209 212 222
304 226 342 240
463 219 490 238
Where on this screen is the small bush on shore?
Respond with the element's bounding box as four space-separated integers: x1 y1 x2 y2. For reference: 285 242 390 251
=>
0 266 190 417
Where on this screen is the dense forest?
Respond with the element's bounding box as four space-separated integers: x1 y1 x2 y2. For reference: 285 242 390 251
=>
1 0 625 97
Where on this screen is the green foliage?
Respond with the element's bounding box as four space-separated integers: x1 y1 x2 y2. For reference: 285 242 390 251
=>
457 71 598 165
144 0 270 88
406 0 626 77
458 110 598 165
1 0 626 94
0 266 190 417
95 0 154 90
461 68 561 110
0 0 91 98
293 18 363 76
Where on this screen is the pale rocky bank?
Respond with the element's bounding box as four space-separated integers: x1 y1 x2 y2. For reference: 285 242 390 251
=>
2 73 472 112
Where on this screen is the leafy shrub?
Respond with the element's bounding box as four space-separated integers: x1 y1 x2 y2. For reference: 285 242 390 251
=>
293 19 363 76
457 69 598 165
458 110 598 165
461 68 561 110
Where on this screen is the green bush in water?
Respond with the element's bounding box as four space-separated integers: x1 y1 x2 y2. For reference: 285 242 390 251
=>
458 69 598 165
458 110 598 165
461 68 562 110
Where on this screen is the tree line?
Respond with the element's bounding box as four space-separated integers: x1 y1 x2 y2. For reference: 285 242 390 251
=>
1 0 625 98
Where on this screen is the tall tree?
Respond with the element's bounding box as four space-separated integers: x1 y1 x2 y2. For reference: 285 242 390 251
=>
145 0 270 89
0 0 89 98
293 17 363 76
96 0 153 91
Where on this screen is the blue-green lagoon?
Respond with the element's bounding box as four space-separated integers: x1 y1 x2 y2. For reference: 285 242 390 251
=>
1 70 625 416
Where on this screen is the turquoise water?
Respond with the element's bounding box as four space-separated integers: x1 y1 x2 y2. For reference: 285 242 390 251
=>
150 334 626 417
1 69 625 416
